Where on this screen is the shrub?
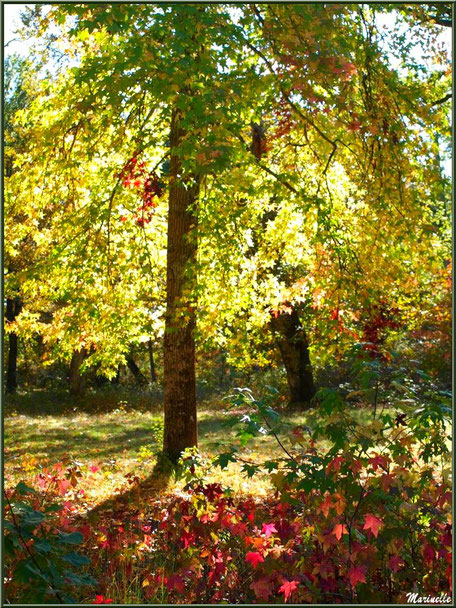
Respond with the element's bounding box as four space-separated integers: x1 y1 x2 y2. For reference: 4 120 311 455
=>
135 355 452 603
4 468 97 603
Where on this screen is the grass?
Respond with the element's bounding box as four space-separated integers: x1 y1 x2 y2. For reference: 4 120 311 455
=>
5 383 451 514
4 386 314 508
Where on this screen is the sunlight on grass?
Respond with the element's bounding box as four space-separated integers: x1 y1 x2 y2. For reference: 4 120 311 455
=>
5 388 452 514
5 390 316 508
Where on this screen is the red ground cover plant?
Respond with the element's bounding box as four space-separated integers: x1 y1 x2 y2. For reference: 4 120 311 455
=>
4 358 451 604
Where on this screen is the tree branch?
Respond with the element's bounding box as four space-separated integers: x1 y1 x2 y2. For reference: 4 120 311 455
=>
431 93 452 107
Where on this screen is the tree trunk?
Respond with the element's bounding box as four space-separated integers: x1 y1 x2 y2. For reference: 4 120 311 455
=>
148 339 157 383
163 107 199 461
126 356 148 385
270 307 316 408
68 347 87 395
248 122 317 407
5 298 21 393
111 365 121 385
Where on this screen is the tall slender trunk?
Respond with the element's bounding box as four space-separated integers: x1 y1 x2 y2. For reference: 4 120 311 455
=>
163 107 199 461
126 355 148 385
111 365 121 385
68 347 87 396
148 339 157 383
5 298 21 393
270 307 316 408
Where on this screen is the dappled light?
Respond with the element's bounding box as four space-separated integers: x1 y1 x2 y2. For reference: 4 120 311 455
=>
3 2 452 605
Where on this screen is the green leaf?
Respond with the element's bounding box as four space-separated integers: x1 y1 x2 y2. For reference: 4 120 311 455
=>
62 551 91 567
44 504 64 513
3 535 15 557
242 463 259 478
22 509 46 527
34 539 52 554
57 531 83 545
16 481 37 495
213 450 237 469
263 460 279 472
62 570 97 586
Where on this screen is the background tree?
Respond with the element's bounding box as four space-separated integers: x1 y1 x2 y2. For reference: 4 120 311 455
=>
4 54 36 393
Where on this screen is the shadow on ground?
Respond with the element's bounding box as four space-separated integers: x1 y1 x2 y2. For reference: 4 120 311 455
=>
3 386 164 417
81 461 174 523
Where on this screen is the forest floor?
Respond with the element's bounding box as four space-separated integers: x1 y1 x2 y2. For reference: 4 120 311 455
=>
6 384 451 515
4 384 452 604
4 386 316 511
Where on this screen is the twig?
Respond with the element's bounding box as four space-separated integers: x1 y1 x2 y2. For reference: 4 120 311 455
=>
261 415 294 461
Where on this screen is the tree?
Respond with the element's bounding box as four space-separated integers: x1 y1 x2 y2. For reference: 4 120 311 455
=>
12 3 269 458
4 54 36 393
195 2 450 399
8 3 450 457
162 105 200 457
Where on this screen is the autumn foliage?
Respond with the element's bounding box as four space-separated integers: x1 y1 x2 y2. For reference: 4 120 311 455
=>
5 359 451 603
3 2 451 605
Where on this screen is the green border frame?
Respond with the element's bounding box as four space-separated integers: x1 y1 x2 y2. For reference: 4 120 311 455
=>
0 1 453 605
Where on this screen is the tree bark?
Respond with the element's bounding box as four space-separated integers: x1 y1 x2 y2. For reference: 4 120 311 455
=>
126 355 148 385
111 365 121 385
68 347 87 395
148 339 157 383
163 107 199 461
5 298 21 393
270 307 316 408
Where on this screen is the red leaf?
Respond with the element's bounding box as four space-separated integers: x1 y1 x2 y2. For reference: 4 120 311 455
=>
388 555 404 572
423 543 435 564
279 579 299 602
318 494 333 517
342 61 357 75
250 577 272 601
332 523 348 541
79 524 92 540
363 514 383 538
261 523 277 538
93 597 113 605
368 454 389 471
312 560 334 579
165 574 185 593
245 552 264 568
58 479 71 496
350 459 363 474
347 120 361 132
180 529 196 549
35 475 47 489
347 565 366 587
441 531 452 547
326 456 344 475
